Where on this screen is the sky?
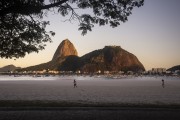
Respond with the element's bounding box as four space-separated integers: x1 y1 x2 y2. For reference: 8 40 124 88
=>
0 0 180 70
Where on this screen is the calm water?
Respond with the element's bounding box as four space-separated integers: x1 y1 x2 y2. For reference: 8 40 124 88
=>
0 75 179 81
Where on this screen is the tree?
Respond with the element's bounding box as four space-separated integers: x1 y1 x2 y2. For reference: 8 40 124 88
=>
0 0 144 58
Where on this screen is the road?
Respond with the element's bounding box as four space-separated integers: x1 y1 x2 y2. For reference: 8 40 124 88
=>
0 107 180 120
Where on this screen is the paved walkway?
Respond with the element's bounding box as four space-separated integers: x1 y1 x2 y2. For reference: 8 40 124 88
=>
0 107 180 120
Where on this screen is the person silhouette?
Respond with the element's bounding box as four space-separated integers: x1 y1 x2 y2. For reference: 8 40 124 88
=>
162 79 165 88
74 79 77 88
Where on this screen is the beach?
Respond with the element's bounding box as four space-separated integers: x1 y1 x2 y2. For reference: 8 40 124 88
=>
0 75 180 120
0 75 180 106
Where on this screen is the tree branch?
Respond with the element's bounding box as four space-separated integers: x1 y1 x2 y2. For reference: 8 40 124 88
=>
0 0 69 16
41 0 69 10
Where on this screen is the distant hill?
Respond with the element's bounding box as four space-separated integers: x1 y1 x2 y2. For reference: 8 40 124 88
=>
0 65 21 72
79 46 145 72
167 65 180 72
59 46 145 72
21 57 67 71
20 39 145 73
52 39 78 61
21 39 78 71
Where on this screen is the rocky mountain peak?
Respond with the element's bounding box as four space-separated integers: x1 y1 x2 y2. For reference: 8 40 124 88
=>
79 45 145 72
52 39 78 61
21 39 145 72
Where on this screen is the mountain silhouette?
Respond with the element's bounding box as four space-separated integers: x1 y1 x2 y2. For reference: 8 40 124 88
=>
52 39 78 61
21 39 145 73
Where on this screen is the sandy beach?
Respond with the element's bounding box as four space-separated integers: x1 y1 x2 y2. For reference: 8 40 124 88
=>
0 75 180 106
0 75 180 120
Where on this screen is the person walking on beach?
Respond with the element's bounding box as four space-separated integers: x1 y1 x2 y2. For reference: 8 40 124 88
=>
74 79 77 88
162 79 165 88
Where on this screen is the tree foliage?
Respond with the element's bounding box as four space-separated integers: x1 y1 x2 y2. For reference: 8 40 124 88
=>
0 0 144 58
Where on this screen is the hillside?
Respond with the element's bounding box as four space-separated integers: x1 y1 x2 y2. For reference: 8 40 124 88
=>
20 39 145 73
167 65 180 72
60 46 145 73
0 65 21 72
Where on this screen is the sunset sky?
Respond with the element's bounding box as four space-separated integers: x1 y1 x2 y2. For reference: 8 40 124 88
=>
0 0 180 70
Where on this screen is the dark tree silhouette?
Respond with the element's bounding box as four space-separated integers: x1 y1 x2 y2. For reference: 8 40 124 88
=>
0 0 144 58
